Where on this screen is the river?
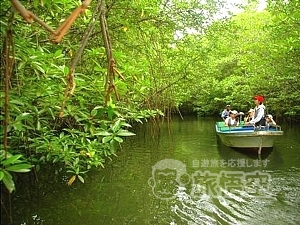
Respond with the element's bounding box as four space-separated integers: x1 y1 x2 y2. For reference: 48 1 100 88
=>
2 116 300 225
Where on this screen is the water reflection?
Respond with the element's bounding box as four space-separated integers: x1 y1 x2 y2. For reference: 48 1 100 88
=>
2 116 300 225
216 135 273 160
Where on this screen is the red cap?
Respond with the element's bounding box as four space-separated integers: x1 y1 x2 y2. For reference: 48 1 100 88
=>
254 95 264 102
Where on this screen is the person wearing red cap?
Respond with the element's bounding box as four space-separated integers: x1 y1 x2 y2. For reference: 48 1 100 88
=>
246 95 266 126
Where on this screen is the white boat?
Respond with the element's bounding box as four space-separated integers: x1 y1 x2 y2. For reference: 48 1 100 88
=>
215 122 284 154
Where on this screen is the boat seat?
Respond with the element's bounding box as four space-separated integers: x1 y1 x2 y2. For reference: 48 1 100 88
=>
217 121 254 132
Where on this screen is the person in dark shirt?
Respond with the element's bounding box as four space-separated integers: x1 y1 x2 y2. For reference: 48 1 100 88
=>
221 105 231 121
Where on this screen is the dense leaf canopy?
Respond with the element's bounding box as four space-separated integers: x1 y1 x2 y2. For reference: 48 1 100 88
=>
1 0 299 116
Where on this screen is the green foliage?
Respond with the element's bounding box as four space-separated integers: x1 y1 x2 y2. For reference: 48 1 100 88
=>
0 151 33 193
4 94 152 184
184 3 300 117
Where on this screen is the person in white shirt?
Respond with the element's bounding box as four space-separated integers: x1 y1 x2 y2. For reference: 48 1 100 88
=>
265 114 277 126
225 110 239 126
246 95 265 126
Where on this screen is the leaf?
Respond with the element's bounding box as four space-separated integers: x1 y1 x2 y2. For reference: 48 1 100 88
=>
54 49 62 58
10 99 24 106
94 131 111 136
113 136 123 143
121 122 132 128
63 66 69 75
102 136 112 143
37 120 41 130
35 164 40 172
2 154 23 166
68 175 76 186
13 122 23 131
91 109 98 117
89 126 95 135
78 175 85 183
6 164 32 173
2 170 15 193
48 108 55 120
112 119 122 132
33 63 45 74
117 130 136 136
93 106 105 110
86 151 95 157
15 112 31 122
107 105 115 120
0 170 4 180
134 118 143 123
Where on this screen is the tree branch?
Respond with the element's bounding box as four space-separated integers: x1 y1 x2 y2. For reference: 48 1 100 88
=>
59 0 102 117
2 12 15 157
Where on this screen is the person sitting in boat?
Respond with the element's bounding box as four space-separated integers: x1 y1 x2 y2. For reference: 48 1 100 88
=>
265 114 277 126
246 95 266 126
225 110 239 126
244 108 254 122
221 105 231 121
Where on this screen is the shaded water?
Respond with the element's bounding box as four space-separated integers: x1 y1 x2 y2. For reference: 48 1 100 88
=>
2 116 300 225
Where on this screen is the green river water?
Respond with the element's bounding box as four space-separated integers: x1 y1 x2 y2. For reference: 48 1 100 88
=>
2 116 300 225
